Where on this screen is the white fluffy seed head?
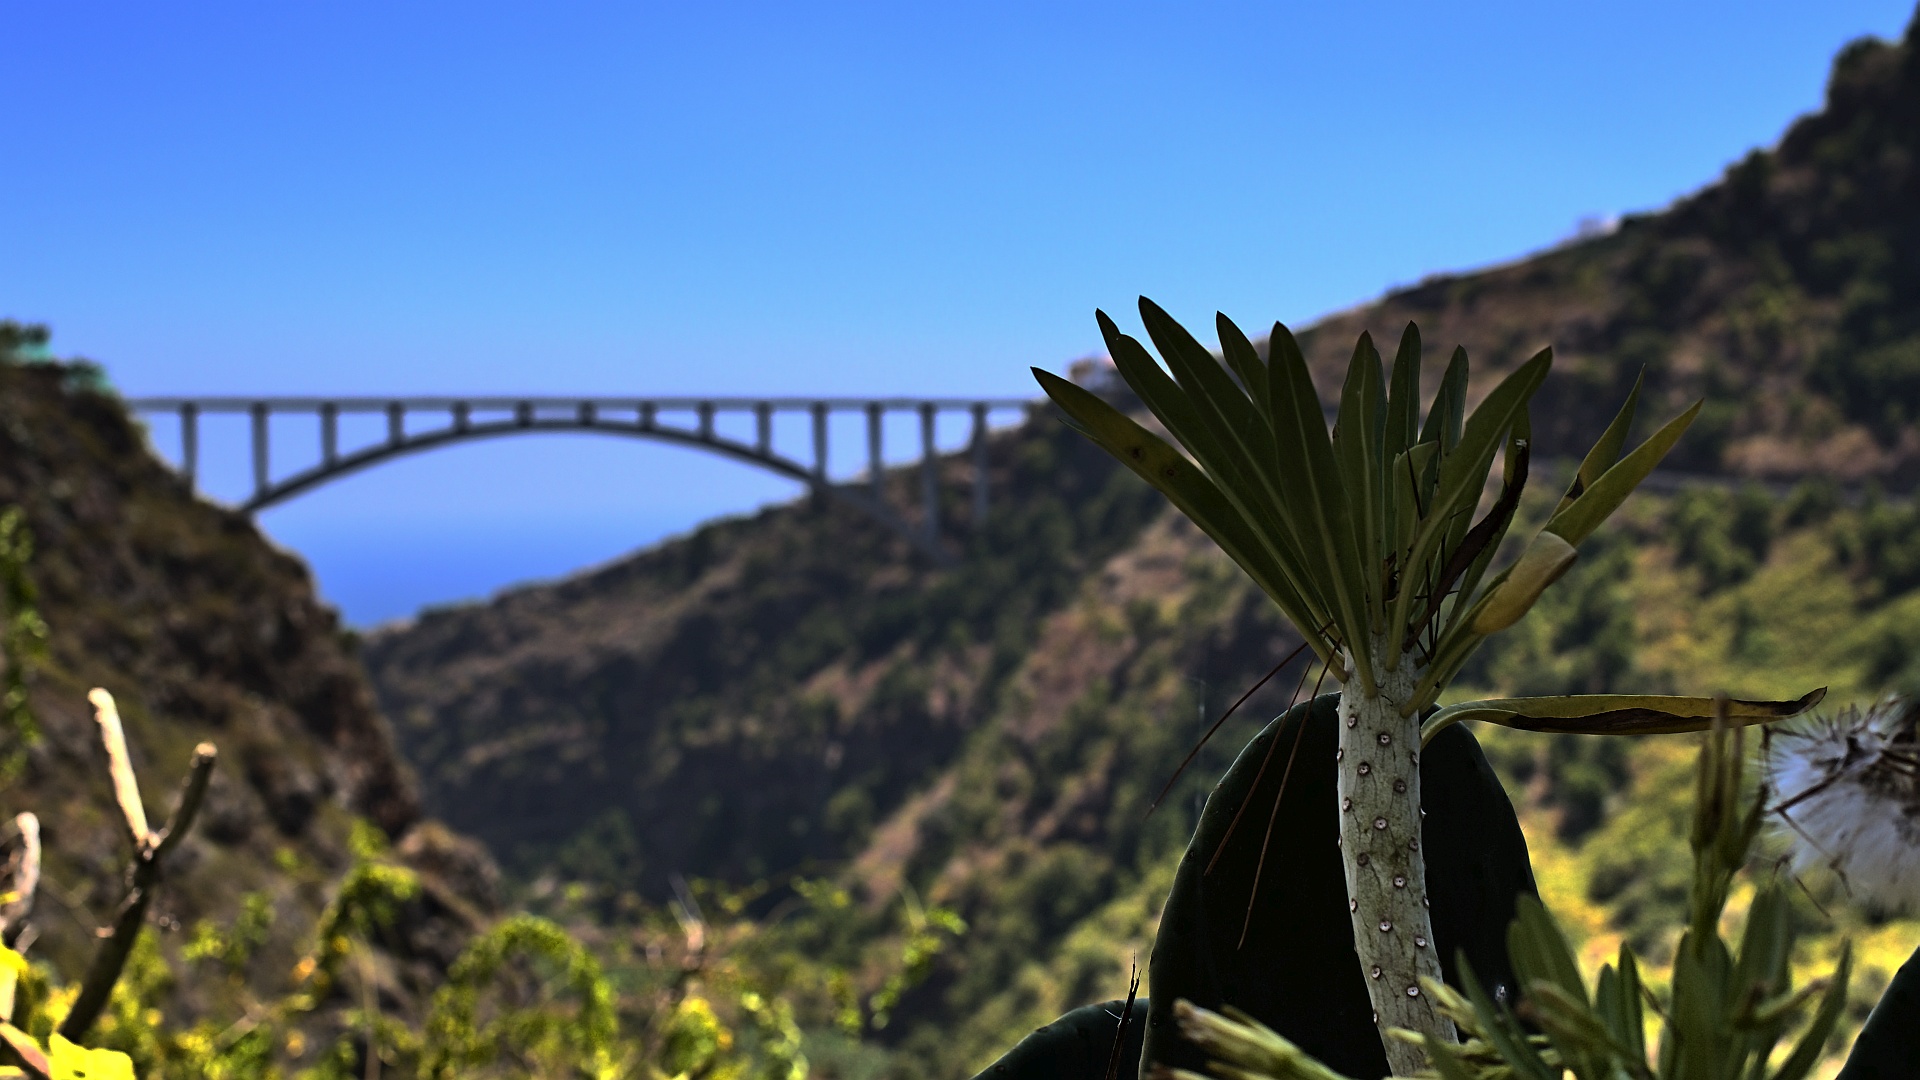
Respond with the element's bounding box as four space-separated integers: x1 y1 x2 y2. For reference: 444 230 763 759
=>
1768 697 1920 912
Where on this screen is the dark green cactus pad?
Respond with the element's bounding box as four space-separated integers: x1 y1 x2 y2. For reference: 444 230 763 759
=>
1839 941 1920 1079
1141 693 1538 1080
967 996 1149 1080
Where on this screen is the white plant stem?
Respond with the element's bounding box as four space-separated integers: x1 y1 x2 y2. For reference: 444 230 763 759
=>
1337 638 1453 1074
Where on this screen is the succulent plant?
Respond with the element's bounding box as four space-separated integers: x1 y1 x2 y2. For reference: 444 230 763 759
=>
1033 301 1821 1071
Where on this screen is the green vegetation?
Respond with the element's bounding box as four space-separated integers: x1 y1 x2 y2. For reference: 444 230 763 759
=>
5 9 1920 1080
0 508 46 781
0 681 897 1079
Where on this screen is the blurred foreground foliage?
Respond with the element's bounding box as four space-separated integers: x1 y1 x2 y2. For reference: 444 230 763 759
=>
6 816 966 1078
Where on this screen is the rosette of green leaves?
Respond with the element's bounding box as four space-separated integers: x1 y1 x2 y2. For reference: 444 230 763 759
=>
1034 299 1820 732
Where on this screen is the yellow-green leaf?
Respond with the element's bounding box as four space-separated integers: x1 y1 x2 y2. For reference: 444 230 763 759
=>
1469 532 1578 635
1554 369 1643 517
1545 399 1702 546
1421 688 1826 745
49 1035 135 1080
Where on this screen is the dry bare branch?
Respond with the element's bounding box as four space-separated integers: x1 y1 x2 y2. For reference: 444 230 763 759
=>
87 689 148 845
0 812 39 948
57 717 218 1041
152 744 216 860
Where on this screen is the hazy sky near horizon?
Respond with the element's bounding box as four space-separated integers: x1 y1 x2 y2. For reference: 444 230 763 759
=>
4 1 1915 624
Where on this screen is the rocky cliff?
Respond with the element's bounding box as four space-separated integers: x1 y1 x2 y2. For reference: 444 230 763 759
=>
0 340 493 1043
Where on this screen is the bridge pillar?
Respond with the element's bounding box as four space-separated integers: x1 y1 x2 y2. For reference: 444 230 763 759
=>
321 403 339 466
387 402 405 446
810 402 828 483
866 403 884 500
971 402 988 529
250 403 269 500
920 403 938 544
179 403 198 490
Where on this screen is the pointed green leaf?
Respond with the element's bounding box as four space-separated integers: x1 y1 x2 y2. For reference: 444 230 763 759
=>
1546 399 1703 546
1099 311 1255 505
1420 688 1826 746
1138 299 1272 470
1412 422 1533 658
1432 349 1550 534
1456 954 1557 1080
1526 982 1639 1076
1732 884 1792 1030
1390 349 1550 660
1507 899 1608 1078
1421 1035 1480 1080
1430 348 1482 610
1389 441 1438 565
1555 369 1644 517
1096 314 1327 619
1590 963 1643 1075
1126 303 1325 600
1420 346 1469 453
1509 894 1589 1009
1216 312 1269 417
1034 368 1332 660
1267 321 1373 684
1334 332 1386 615
1614 947 1647 1063
1381 330 1421 570
1768 946 1850 1080
1445 412 1533 640
1385 323 1422 465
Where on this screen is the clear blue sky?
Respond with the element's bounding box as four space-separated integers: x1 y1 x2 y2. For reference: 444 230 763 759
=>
5 1 1914 624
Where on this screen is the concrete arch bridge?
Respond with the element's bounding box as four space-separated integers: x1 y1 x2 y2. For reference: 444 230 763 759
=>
127 395 1035 564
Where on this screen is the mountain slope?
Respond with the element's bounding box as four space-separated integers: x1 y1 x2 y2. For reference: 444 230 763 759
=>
368 417 1185 888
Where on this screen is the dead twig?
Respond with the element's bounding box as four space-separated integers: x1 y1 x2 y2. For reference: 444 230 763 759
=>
55 689 217 1042
0 812 40 949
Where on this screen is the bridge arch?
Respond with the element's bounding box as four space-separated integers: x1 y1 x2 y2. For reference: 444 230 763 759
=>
128 396 1033 565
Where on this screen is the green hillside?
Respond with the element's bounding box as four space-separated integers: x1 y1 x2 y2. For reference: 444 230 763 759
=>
361 12 1920 1079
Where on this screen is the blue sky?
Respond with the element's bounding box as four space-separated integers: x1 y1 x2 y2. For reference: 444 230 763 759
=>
4 1 1914 624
